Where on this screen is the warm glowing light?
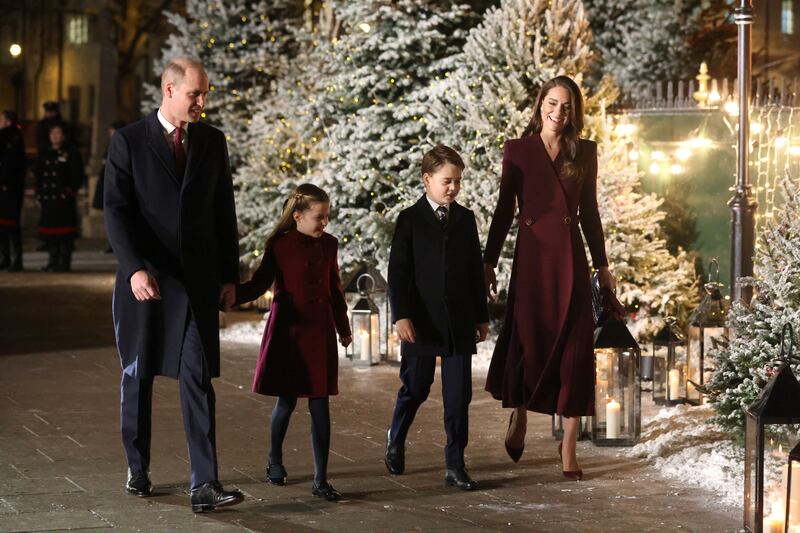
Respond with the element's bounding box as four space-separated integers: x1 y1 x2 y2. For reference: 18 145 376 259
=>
670 164 683 175
775 137 788 149
9 43 21 57
675 147 692 161
789 146 800 156
651 150 666 161
723 100 739 116
628 149 639 161
616 123 637 137
686 137 712 149
649 162 661 175
707 90 721 105
358 23 371 32
751 122 762 134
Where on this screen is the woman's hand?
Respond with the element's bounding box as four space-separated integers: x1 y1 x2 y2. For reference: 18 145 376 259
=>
484 264 498 302
340 335 352 348
598 266 616 292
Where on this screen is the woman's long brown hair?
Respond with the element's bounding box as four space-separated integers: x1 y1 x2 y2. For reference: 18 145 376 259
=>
264 183 330 252
520 76 585 181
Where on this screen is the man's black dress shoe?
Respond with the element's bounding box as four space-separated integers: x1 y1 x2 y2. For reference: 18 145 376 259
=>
444 468 478 491
311 481 342 501
266 464 287 485
125 469 153 497
384 428 405 475
190 481 244 513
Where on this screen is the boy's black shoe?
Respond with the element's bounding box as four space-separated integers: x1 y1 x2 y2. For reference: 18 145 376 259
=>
444 468 478 491
384 428 405 475
190 481 244 513
125 469 153 497
311 481 341 501
266 464 287 485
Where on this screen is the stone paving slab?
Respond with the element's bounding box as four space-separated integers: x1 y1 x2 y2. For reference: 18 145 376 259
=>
0 269 742 532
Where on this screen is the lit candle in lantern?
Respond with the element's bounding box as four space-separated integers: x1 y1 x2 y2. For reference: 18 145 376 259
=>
782 462 800 524
606 398 620 439
669 369 681 400
763 497 786 533
596 379 608 398
265 290 273 309
359 329 370 360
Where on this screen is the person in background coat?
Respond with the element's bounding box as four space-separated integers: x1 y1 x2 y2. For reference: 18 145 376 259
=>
384 144 489 491
104 57 243 512
236 183 352 501
0 110 26 271
34 124 85 272
483 76 616 481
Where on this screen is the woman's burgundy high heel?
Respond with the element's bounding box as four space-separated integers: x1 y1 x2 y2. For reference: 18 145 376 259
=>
504 411 524 463
558 442 583 481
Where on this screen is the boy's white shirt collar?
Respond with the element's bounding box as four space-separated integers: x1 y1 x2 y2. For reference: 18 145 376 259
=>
425 195 450 212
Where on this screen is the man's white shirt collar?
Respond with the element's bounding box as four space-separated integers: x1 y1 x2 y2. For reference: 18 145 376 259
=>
157 109 184 136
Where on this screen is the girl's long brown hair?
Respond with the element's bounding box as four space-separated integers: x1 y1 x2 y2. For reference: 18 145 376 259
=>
264 183 330 252
520 76 585 181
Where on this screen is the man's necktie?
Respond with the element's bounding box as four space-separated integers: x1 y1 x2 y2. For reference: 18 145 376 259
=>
173 127 186 178
436 205 448 224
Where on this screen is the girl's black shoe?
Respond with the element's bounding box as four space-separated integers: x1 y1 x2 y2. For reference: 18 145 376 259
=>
311 481 341 501
266 464 287 485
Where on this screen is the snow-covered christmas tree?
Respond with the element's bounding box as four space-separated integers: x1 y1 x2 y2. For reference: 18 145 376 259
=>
594 117 698 338
582 0 732 95
234 0 475 270
705 171 800 434
144 0 299 168
313 0 473 270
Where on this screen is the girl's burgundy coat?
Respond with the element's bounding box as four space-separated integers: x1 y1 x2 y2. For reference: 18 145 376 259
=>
236 229 351 397
483 135 608 417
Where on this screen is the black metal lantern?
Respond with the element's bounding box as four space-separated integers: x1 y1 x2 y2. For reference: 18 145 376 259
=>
686 259 730 405
551 416 592 441
348 273 381 366
591 317 641 446
652 316 688 405
744 324 800 533
343 264 395 362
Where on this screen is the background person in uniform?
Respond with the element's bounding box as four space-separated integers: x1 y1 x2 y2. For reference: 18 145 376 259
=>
104 57 243 513
34 124 85 272
0 110 27 271
36 101 72 157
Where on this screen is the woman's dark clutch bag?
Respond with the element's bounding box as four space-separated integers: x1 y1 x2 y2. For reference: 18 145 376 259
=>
591 272 624 327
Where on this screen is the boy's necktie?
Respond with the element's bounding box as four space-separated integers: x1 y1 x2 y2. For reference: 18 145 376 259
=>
436 206 448 224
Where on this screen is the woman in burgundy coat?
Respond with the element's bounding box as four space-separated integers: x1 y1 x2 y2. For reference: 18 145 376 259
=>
483 76 616 480
236 183 352 500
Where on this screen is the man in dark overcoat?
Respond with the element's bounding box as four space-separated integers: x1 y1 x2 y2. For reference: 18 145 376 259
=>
104 57 243 512
0 110 26 271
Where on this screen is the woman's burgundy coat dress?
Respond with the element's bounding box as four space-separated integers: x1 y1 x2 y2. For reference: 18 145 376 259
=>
483 135 609 417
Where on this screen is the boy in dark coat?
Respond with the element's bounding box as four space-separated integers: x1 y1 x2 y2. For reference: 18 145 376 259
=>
384 144 489 490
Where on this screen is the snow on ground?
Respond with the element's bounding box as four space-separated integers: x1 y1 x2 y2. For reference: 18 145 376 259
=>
628 403 743 508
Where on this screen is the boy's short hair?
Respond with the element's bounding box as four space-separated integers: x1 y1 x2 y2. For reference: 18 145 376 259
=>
421 144 465 175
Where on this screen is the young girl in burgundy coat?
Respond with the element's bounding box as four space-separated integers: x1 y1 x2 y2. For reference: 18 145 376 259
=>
236 183 352 501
